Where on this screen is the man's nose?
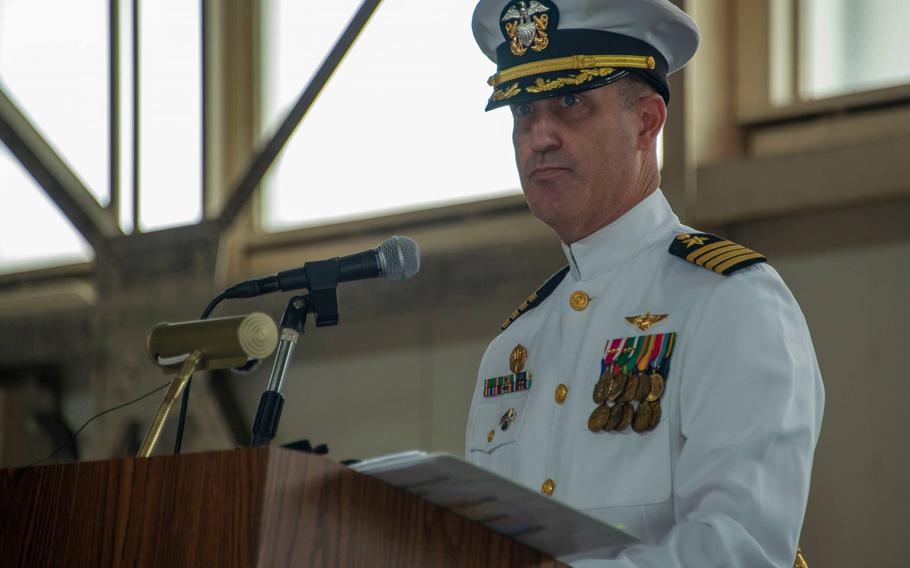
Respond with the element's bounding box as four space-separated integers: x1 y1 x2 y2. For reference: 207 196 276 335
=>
526 112 561 153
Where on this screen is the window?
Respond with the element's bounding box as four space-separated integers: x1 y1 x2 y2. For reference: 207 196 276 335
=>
0 148 93 274
261 0 519 232
137 0 203 231
0 0 105 272
0 0 203 273
800 0 910 100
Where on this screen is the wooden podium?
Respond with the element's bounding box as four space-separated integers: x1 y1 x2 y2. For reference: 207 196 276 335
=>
0 447 565 567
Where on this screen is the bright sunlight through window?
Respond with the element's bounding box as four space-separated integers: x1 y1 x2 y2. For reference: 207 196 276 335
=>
0 0 103 272
0 0 203 274
261 0 520 231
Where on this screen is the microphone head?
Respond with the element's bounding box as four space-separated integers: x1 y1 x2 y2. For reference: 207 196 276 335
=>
377 236 420 280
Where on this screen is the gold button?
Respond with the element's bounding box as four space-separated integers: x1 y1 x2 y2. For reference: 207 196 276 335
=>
569 291 590 311
541 478 555 496
555 384 568 404
487 430 495 443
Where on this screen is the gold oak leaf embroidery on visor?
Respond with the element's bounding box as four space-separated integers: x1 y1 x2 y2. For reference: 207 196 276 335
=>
492 82 522 101
488 55 654 88
525 67 616 93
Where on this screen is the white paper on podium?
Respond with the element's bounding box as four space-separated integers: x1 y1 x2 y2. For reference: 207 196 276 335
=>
352 451 638 561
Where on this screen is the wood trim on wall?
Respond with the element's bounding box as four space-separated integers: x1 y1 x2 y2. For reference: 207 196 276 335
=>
696 135 910 225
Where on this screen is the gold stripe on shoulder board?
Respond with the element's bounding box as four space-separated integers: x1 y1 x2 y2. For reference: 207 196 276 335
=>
670 232 767 276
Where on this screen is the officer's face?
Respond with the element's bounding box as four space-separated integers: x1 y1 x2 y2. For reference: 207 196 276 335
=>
510 83 663 243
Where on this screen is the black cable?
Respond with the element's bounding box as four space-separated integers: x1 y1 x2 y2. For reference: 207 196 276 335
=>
172 292 226 454
24 381 171 468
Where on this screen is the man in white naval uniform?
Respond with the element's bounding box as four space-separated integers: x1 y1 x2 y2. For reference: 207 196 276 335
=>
465 1 824 566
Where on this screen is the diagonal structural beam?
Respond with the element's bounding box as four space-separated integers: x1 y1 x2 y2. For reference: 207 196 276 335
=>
216 0 383 232
0 86 121 250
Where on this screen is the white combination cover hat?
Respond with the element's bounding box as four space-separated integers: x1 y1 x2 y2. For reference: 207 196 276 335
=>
472 0 700 110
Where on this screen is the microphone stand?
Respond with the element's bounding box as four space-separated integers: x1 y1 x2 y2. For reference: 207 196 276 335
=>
250 259 341 447
250 296 308 447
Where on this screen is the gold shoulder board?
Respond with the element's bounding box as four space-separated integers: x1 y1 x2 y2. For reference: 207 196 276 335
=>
669 232 767 276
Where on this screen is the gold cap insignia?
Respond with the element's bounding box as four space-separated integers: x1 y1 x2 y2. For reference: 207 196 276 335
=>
625 312 668 332
501 1 551 56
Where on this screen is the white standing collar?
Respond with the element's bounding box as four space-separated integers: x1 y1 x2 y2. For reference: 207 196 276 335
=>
561 188 679 281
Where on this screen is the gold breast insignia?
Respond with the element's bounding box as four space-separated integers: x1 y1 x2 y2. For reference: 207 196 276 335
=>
625 313 668 332
509 344 528 374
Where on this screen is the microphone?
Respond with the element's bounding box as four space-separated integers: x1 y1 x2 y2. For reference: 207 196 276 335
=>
223 236 420 300
147 313 279 373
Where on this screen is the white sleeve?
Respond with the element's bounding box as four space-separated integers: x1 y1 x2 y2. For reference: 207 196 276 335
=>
574 266 825 567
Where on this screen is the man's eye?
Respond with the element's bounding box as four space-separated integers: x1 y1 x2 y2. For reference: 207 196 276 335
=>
513 103 532 117
560 93 580 107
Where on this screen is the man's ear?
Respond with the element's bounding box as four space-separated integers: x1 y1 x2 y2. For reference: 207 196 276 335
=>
636 93 667 152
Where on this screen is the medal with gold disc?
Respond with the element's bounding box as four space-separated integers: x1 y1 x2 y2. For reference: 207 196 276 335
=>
627 334 657 402
647 401 662 431
610 336 644 401
603 403 624 432
592 368 610 404
647 373 665 402
587 404 611 432
647 333 675 402
619 372 640 403
635 372 652 402
632 401 653 433
615 403 634 432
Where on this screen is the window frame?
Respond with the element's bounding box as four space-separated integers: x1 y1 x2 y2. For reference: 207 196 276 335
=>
734 0 910 126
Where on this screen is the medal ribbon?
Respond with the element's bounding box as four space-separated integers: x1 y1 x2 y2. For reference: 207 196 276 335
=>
600 337 623 376
636 334 657 372
484 372 531 398
651 333 670 373
613 337 636 367
652 332 676 374
602 338 624 366
660 333 677 374
622 336 648 374
607 336 635 376
647 333 665 372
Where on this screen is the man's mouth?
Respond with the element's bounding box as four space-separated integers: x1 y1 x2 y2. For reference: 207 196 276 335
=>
530 166 570 180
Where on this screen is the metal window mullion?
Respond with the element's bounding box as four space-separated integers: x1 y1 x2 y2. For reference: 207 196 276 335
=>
216 0 384 232
132 0 140 231
109 0 120 220
792 0 803 102
200 0 207 220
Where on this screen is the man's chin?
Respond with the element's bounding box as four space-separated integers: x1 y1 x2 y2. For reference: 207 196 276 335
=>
526 203 570 234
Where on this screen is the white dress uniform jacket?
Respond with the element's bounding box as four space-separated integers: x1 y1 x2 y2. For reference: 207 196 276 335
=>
465 189 824 567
